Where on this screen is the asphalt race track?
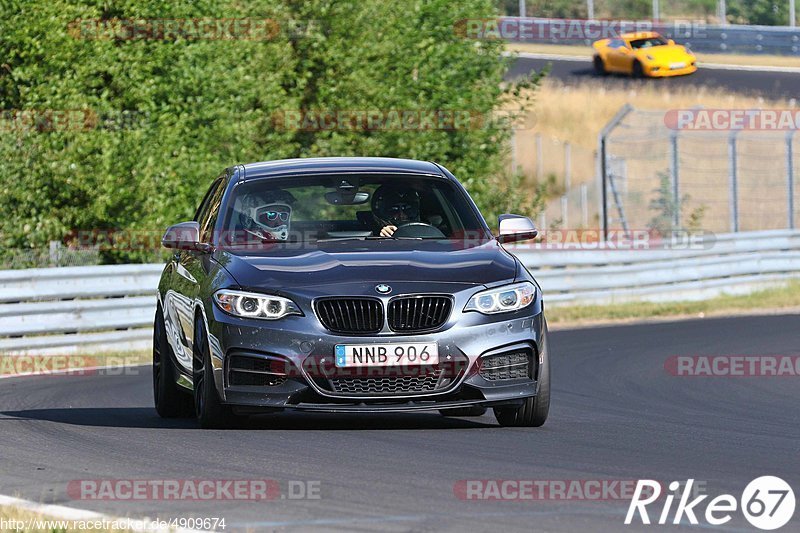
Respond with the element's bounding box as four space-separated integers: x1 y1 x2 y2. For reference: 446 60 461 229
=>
508 56 800 100
1 315 798 532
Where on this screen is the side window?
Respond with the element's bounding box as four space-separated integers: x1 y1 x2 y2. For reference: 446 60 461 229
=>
194 179 222 224
195 177 224 243
201 179 227 243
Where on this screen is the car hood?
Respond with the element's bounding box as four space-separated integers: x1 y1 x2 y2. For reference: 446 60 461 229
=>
215 239 518 295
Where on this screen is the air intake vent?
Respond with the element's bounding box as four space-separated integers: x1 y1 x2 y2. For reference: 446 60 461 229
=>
479 350 533 381
328 371 443 395
388 296 452 333
228 354 288 387
315 298 383 334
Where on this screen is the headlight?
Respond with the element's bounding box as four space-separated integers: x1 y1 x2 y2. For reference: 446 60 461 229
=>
214 289 302 320
464 282 536 315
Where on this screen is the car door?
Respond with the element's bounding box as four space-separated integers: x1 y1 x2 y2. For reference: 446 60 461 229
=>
606 39 633 72
168 175 226 372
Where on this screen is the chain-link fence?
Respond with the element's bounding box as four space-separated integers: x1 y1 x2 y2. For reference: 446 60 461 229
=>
600 106 798 236
535 105 799 236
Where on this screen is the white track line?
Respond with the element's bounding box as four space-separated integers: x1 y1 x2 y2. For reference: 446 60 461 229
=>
0 363 204 532
511 51 800 74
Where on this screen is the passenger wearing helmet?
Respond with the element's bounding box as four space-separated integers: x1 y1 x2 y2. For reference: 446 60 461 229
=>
239 189 295 242
373 186 421 237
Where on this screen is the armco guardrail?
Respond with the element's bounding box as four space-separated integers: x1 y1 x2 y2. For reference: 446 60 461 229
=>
500 17 800 55
1 230 798 355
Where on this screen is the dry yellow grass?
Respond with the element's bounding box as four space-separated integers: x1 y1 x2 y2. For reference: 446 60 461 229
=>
507 42 800 68
512 79 797 193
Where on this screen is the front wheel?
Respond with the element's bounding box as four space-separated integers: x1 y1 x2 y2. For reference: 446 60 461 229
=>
193 317 237 429
494 326 551 427
632 60 645 78
153 306 193 418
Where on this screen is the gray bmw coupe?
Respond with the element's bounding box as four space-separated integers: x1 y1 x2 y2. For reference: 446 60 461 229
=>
154 157 550 428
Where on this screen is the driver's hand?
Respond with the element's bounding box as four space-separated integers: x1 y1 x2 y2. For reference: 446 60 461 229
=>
379 225 397 237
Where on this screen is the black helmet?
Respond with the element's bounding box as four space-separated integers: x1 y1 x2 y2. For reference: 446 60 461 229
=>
372 185 421 225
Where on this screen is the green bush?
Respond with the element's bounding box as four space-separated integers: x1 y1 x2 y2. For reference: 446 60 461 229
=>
0 0 543 263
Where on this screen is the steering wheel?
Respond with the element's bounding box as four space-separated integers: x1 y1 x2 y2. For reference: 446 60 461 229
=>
392 222 446 239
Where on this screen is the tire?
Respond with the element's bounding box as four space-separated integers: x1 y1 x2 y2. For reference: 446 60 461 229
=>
153 306 193 418
193 316 237 429
593 55 606 76
494 326 551 427
439 406 488 417
632 60 645 78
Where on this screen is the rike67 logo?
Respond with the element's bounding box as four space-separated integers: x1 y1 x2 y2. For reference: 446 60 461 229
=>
626 477 795 530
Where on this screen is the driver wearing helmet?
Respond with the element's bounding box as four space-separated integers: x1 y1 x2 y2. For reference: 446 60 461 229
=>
239 189 296 242
373 186 421 237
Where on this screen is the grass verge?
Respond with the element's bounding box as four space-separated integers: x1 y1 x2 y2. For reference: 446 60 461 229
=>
547 280 800 327
507 42 800 68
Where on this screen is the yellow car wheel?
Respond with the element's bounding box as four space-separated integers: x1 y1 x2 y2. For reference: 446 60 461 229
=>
632 60 645 78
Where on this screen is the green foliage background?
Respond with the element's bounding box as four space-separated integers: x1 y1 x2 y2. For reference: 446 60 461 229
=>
0 0 542 263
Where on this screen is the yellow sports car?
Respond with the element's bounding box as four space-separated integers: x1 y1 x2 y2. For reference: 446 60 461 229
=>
592 32 697 78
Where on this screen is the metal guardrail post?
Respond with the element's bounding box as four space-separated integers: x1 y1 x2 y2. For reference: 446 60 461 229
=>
728 132 739 232
597 104 633 242
670 132 680 230
788 130 796 229
581 184 589 227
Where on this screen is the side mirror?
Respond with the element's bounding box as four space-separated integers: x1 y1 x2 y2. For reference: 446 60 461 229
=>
162 221 213 252
496 214 538 244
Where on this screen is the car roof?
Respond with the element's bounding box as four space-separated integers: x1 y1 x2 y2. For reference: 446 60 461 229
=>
236 157 445 181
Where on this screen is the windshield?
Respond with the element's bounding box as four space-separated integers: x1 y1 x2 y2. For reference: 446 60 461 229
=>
629 36 668 49
218 174 490 246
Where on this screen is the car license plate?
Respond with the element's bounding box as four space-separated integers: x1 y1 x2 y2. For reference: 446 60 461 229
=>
334 343 438 367
670 62 686 69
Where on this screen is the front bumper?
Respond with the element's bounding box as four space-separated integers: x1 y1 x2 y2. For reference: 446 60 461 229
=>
205 303 545 413
646 62 697 77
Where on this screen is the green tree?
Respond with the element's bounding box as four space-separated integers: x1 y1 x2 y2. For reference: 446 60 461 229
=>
0 0 542 263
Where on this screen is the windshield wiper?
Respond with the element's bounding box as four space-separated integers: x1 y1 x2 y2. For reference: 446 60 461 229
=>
316 236 422 243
